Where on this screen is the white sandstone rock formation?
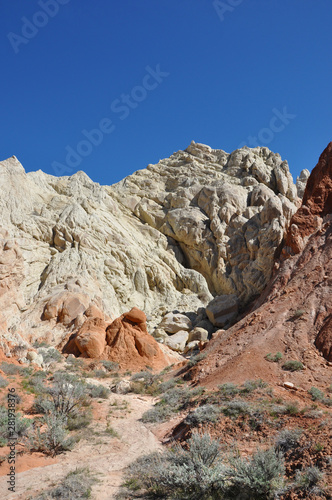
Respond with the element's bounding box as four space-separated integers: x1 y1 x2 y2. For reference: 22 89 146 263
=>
0 144 307 354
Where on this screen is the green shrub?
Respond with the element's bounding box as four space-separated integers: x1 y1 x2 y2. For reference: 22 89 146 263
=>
38 347 62 364
265 352 283 363
187 352 207 367
228 448 285 499
0 362 23 376
65 357 85 371
21 371 47 394
285 402 299 415
35 373 87 418
142 385 203 423
240 379 267 394
274 428 302 453
101 360 119 372
67 410 92 431
28 414 75 456
141 405 172 423
222 400 251 418
185 404 220 427
218 382 239 398
87 384 110 399
282 360 304 372
0 405 32 445
32 467 95 499
0 375 8 388
123 432 228 499
308 387 325 401
294 466 324 495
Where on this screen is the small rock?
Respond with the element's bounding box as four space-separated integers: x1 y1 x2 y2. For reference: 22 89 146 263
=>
164 330 189 352
283 381 297 390
206 294 239 327
113 380 132 394
188 327 208 343
159 312 192 334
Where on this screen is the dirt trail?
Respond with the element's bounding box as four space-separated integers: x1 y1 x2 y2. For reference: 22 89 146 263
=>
0 391 162 500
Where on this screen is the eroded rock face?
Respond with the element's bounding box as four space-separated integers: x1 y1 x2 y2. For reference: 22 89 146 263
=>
284 142 332 255
192 144 332 389
63 307 178 370
112 142 302 305
0 145 305 356
104 308 173 370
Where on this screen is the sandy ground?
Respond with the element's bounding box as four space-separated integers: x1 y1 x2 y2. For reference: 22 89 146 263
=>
0 390 162 500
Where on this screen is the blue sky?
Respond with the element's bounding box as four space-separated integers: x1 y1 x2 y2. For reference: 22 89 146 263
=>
1 1 331 186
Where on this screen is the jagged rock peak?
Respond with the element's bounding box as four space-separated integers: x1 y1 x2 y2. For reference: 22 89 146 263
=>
0 143 307 358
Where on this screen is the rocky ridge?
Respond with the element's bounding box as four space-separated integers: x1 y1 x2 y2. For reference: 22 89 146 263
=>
191 142 332 389
0 143 307 362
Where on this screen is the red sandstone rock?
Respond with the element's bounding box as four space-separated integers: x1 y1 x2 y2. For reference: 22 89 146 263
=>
123 307 146 324
63 307 172 371
284 142 332 254
74 317 107 358
105 309 168 370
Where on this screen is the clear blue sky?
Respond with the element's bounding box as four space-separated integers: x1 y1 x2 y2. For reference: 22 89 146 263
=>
1 1 331 185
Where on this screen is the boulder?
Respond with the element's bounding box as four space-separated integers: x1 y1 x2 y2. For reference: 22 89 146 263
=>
113 379 132 394
105 308 171 371
75 317 107 358
206 294 239 327
164 330 189 352
159 312 192 334
188 327 209 343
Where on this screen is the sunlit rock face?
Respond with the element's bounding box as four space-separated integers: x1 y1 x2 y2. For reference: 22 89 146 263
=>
0 143 305 354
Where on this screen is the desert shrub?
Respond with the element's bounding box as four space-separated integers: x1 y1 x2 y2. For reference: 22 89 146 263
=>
292 309 305 319
0 375 8 388
308 387 325 401
65 357 85 371
240 379 268 394
294 466 324 495
228 448 285 499
141 405 172 423
142 385 203 423
22 371 48 395
130 370 154 382
28 414 75 456
33 341 50 349
101 360 119 372
123 432 228 499
275 428 302 453
87 384 110 399
159 378 176 393
218 382 239 398
270 405 287 417
35 373 87 418
285 402 299 415
187 352 207 367
38 347 62 364
185 404 220 427
0 405 32 445
130 370 161 395
222 399 251 418
265 352 283 363
161 386 199 407
67 410 92 431
282 360 304 372
0 362 23 376
33 467 95 499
